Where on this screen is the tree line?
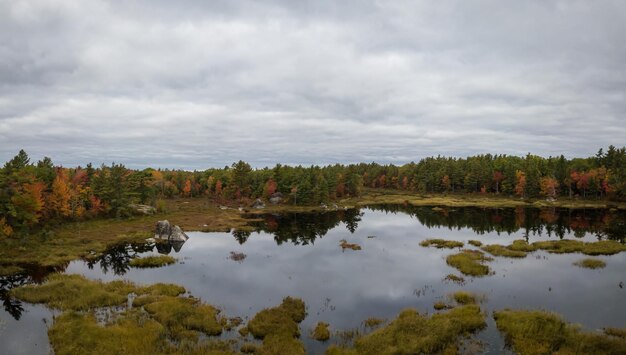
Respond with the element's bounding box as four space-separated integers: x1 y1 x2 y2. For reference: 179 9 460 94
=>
1 146 625 236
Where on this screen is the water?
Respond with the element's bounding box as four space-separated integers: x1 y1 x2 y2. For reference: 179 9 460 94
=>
1 206 625 354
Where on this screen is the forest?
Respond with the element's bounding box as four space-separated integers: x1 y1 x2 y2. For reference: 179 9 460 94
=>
1 146 626 237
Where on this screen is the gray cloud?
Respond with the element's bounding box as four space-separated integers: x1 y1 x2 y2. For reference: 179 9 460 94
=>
1 0 625 169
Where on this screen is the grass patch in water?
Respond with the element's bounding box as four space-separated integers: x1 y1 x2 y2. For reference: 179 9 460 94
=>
12 274 185 311
48 310 234 355
446 250 493 277
128 255 176 268
312 322 331 341
420 238 464 249
481 244 528 258
346 305 486 354
433 301 452 310
143 297 224 339
363 317 386 328
450 291 477 305
247 296 306 339
508 240 538 252
339 239 362 251
573 258 606 269
468 240 482 247
494 309 626 354
604 327 626 339
246 297 307 355
531 240 626 255
443 274 465 285
11 274 129 310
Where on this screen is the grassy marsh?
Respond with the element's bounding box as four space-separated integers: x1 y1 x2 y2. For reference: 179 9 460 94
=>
346 304 486 354
481 244 528 258
246 297 307 354
494 309 626 354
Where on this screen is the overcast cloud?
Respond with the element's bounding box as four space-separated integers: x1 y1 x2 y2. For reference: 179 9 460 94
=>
1 0 625 169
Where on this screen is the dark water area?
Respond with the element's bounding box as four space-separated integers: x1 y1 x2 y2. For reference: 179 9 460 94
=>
1 206 625 354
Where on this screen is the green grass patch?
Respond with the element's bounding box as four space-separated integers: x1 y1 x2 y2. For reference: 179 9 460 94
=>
363 317 386 328
419 238 464 249
494 309 626 354
433 301 452 310
247 297 306 339
481 244 528 258
128 255 176 268
0 264 24 276
508 240 538 252
11 274 185 311
604 327 626 339
573 258 606 269
450 291 477 305
312 322 331 341
468 240 482 247
246 297 307 355
446 250 493 277
143 297 224 339
349 305 486 354
531 240 626 255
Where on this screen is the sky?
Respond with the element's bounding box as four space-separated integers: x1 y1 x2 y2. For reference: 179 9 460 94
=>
1 0 625 170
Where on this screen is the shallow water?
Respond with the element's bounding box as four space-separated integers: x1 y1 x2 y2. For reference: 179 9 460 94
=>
1 206 625 354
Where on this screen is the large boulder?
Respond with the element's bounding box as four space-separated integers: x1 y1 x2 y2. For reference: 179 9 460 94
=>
130 204 157 215
251 198 266 209
269 192 283 204
155 220 189 242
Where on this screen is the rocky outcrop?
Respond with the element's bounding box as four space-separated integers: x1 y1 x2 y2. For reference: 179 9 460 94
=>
251 199 265 209
155 220 189 242
269 192 283 204
130 204 156 215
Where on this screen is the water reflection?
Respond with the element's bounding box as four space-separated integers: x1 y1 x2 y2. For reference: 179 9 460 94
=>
83 241 185 276
0 264 67 320
246 209 364 245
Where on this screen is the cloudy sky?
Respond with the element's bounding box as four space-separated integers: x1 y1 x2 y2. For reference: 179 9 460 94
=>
1 1 625 169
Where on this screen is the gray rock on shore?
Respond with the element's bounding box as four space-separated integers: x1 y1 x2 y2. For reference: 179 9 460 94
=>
155 220 189 242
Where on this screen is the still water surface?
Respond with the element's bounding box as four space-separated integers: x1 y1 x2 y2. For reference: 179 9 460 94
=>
1 206 625 354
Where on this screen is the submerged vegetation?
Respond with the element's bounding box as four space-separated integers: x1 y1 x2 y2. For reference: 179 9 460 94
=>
443 274 466 285
419 238 464 249
494 309 626 354
128 255 176 268
574 258 607 269
446 250 493 276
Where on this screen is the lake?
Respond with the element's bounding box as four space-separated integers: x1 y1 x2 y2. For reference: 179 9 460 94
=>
1 206 625 354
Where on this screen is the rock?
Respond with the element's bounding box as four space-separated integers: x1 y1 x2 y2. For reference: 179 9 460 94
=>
251 198 265 209
320 203 328 209
269 192 283 204
155 220 189 242
130 204 156 215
